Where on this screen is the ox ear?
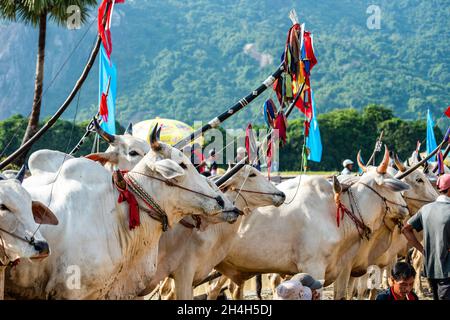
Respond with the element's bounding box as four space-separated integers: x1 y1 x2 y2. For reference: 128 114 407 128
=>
32 201 59 225
85 152 119 165
153 159 185 180
382 178 410 192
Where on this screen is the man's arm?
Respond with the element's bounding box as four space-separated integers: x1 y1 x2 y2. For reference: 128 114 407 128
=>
402 223 424 254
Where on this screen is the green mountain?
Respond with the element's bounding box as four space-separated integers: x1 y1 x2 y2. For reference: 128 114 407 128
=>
0 0 449 129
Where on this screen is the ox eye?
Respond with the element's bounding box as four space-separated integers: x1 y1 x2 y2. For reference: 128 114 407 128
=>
416 178 424 183
128 150 139 156
249 173 257 177
179 163 188 169
0 204 9 211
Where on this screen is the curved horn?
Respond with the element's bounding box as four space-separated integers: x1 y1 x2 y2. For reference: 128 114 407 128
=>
156 125 162 140
377 145 390 174
394 153 406 172
125 122 133 135
397 139 447 179
149 123 161 151
356 150 367 173
93 117 115 144
416 151 422 163
15 164 27 183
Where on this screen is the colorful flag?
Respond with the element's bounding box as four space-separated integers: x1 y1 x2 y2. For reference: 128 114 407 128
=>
358 153 365 174
245 124 258 164
426 109 437 162
295 86 313 120
99 44 117 134
98 0 125 61
445 106 450 118
305 90 322 162
274 112 288 146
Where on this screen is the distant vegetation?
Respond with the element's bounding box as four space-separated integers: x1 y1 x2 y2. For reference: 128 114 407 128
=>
0 0 448 129
0 105 443 171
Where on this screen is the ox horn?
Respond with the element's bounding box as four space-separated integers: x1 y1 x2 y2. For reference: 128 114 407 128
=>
156 125 162 140
15 164 27 183
149 123 161 151
397 137 448 179
356 150 367 173
333 175 342 194
376 145 390 174
93 117 115 144
125 122 133 135
394 153 406 172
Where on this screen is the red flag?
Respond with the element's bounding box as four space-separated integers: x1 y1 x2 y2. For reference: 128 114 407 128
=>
445 106 450 118
295 87 313 120
303 31 317 70
274 112 288 145
266 139 272 180
98 0 125 61
99 93 109 122
245 123 257 163
272 78 283 106
304 120 311 137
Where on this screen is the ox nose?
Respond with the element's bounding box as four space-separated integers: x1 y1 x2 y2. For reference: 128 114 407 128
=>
274 192 286 206
223 208 241 224
33 241 50 256
234 207 244 216
215 196 225 209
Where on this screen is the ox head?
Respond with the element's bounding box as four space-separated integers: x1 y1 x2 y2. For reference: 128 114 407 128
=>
0 172 58 265
355 146 410 226
219 165 285 213
130 124 240 228
390 154 439 214
85 119 150 172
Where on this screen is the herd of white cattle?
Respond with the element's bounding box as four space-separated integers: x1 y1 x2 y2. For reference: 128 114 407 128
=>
0 122 446 300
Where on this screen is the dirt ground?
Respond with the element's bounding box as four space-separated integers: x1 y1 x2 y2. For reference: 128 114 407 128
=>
191 274 434 300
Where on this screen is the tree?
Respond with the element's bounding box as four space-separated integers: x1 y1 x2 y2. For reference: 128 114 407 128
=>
0 0 97 165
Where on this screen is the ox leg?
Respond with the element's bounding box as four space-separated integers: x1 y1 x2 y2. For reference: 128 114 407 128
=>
355 275 368 300
0 266 5 300
173 267 195 300
368 288 378 300
347 277 357 300
333 265 352 300
382 266 391 289
269 274 282 296
230 279 245 300
255 274 262 300
159 278 176 300
207 276 229 300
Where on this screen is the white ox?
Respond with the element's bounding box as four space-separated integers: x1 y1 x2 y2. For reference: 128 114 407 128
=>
138 165 285 299
209 148 410 299
5 127 239 299
0 172 58 299
350 157 438 299
333 153 438 299
28 120 149 176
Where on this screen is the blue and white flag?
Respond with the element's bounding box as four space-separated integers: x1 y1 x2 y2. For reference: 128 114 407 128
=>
426 109 437 161
306 90 322 162
99 44 117 134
